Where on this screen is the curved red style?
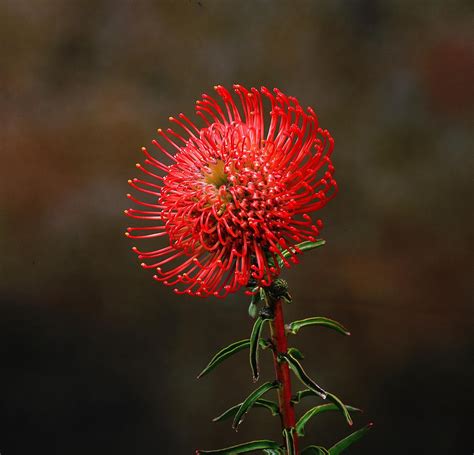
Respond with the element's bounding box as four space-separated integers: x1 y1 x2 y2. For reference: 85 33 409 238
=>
125 84 337 298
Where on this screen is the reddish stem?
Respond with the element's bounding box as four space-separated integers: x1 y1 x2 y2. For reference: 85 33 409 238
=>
269 297 299 453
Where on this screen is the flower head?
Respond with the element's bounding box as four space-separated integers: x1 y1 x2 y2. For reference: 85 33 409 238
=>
125 85 337 298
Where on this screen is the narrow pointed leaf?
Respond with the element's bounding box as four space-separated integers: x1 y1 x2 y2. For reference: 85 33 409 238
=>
259 286 267 304
302 446 330 455
212 403 241 423
248 301 258 319
283 427 297 455
250 316 269 381
255 398 280 416
287 317 350 336
197 339 250 379
281 353 327 399
248 291 262 319
292 388 318 404
328 423 373 454
213 398 279 422
288 347 305 360
325 392 353 426
296 404 361 436
279 240 326 262
263 449 285 455
196 439 282 454
259 338 272 350
232 381 279 430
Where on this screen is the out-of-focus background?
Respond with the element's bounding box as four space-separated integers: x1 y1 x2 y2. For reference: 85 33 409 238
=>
1 1 472 454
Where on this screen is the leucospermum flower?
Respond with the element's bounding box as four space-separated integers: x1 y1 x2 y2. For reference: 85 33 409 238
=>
125 85 337 298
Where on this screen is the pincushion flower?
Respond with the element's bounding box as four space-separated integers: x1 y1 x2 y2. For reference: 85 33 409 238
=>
125 84 337 298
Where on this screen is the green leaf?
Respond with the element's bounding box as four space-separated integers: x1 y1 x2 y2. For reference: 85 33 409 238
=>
302 446 330 454
259 286 268 304
212 403 241 423
254 398 280 417
296 404 361 436
291 388 358 429
325 392 354 426
280 352 327 399
291 388 317 404
259 338 272 350
286 317 350 336
196 439 282 454
278 240 326 265
197 339 250 379
288 347 305 360
263 449 285 455
248 302 258 319
233 381 279 430
283 427 297 455
328 423 373 454
213 398 279 422
248 291 261 319
250 316 270 381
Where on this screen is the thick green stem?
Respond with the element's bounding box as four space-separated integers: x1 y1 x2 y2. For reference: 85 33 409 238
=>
269 296 299 454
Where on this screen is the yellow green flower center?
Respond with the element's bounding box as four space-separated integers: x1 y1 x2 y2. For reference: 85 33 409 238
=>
204 160 228 187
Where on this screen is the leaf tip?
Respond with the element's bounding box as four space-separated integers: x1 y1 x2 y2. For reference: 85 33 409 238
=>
232 418 241 431
252 367 260 382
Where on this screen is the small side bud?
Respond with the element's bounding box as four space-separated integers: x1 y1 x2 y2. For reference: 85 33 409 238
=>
259 306 274 320
267 278 292 303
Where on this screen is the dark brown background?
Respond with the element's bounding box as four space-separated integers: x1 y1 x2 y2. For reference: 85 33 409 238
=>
1 1 473 454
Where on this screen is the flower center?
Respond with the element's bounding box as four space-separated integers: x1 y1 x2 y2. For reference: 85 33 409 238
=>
204 159 228 187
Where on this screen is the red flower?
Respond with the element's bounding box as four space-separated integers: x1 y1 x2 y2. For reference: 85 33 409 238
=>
125 85 337 298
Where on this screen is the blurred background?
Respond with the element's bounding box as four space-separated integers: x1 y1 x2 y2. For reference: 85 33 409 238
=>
1 1 473 453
